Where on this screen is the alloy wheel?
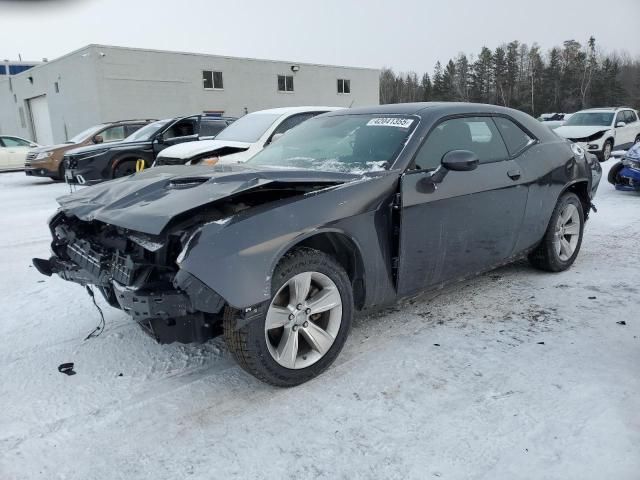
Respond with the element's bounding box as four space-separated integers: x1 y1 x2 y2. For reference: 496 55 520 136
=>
554 203 581 261
265 271 342 369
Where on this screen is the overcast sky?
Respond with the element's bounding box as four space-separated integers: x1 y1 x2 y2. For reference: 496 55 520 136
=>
1 0 639 72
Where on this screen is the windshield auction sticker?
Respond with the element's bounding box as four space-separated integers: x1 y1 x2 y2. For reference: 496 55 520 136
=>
367 117 414 128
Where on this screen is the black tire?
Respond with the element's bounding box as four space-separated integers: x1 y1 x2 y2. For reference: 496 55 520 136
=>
224 247 353 387
634 135 640 145
599 140 613 162
113 160 137 178
528 192 585 272
608 161 625 185
53 162 65 182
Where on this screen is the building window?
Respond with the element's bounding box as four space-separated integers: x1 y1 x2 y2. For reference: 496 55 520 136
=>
278 75 294 92
337 79 351 94
202 70 223 89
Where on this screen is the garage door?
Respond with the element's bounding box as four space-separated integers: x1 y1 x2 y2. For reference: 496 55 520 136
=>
28 95 54 145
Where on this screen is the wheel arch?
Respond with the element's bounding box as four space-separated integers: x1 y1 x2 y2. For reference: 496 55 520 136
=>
111 155 149 177
272 229 367 310
562 180 591 220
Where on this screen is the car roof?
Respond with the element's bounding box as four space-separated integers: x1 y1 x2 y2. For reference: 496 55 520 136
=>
248 106 344 115
577 107 634 113
324 102 530 117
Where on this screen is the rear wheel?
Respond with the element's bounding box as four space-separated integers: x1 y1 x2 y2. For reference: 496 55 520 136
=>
224 247 353 387
113 160 137 178
528 192 584 272
53 162 65 182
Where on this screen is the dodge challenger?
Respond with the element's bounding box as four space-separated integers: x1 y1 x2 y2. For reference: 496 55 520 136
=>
33 103 602 386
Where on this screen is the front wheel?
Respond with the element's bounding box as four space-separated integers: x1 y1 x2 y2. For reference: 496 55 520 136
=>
112 160 137 179
600 140 613 162
528 192 584 272
224 248 353 387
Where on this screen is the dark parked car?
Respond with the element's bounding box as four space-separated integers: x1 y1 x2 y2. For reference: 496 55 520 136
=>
34 103 602 386
25 119 154 180
64 115 236 184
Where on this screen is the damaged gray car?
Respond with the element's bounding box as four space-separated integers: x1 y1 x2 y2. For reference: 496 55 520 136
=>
33 103 602 386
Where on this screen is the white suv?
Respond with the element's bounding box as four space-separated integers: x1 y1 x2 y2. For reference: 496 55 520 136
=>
154 106 343 167
554 107 640 161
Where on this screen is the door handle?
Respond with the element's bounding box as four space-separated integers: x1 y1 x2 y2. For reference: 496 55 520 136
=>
507 169 521 180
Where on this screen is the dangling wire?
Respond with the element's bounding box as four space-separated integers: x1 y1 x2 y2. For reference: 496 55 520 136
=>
84 285 106 340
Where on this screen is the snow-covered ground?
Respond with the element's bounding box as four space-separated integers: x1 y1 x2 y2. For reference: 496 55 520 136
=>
0 165 638 480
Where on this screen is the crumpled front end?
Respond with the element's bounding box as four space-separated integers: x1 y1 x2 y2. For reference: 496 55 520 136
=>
33 211 226 344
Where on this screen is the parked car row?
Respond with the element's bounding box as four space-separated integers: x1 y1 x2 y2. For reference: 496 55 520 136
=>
64 115 236 184
64 107 339 184
32 102 603 386
25 119 155 180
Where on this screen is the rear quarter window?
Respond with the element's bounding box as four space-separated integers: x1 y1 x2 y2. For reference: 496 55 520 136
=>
494 117 534 156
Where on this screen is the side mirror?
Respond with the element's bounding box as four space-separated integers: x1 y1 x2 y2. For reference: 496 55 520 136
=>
441 150 480 172
29 143 38 148
418 150 479 193
616 121 626 128
154 135 165 144
93 135 104 144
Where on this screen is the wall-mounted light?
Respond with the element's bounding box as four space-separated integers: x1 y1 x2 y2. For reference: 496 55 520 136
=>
290 65 300 73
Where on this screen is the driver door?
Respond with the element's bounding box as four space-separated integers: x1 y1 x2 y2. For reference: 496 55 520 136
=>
153 116 200 154
397 116 529 296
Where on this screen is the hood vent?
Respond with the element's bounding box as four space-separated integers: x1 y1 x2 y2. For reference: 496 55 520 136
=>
168 177 210 189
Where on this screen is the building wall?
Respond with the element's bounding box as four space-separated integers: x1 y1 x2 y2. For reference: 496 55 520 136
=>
93 45 379 121
0 44 380 144
0 47 102 143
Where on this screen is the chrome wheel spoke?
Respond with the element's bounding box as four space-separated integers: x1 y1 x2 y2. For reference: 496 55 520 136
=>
560 237 572 258
307 287 341 315
276 328 299 369
561 205 575 223
564 223 580 235
300 321 335 355
265 306 290 329
289 272 312 305
265 271 343 369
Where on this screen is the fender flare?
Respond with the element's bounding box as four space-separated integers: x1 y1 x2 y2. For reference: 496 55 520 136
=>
265 226 367 291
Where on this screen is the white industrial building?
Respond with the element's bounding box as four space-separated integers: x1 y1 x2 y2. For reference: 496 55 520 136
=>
0 45 380 145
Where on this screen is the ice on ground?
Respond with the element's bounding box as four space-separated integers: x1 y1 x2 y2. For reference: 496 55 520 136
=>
0 166 639 480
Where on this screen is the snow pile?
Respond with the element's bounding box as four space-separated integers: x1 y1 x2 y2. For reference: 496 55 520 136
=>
0 166 638 479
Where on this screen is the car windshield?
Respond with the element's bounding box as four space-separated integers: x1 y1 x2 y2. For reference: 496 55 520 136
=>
123 120 170 142
66 124 107 144
214 113 281 143
247 114 417 173
564 112 614 127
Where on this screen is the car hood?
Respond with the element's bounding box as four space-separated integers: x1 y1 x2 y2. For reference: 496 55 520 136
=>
554 125 610 139
157 140 253 160
56 164 363 235
30 143 79 154
66 140 148 156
